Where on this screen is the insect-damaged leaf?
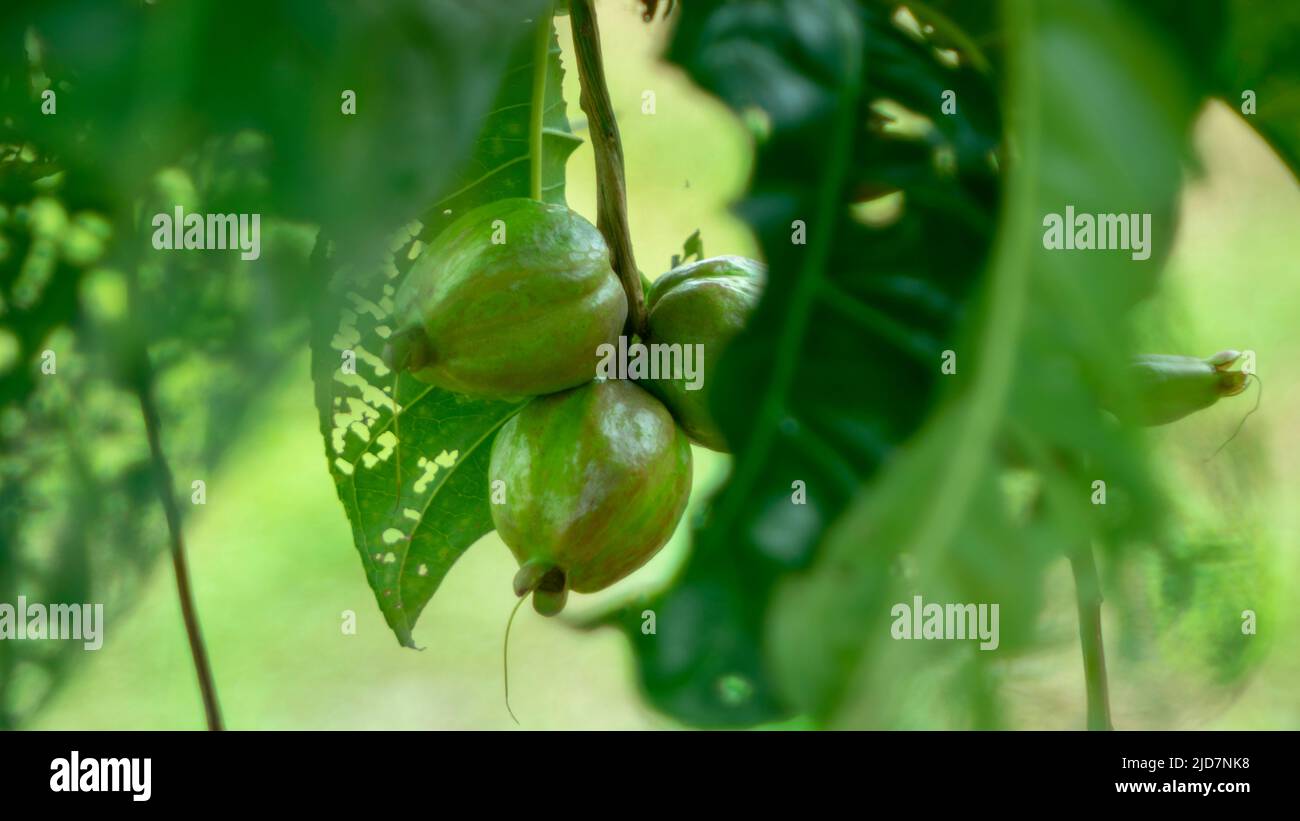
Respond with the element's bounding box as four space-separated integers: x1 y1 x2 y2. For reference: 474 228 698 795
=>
310 234 524 646
310 16 580 647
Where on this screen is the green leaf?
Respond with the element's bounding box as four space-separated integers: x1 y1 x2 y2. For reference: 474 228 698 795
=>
771 0 1195 726
309 235 525 646
612 0 1001 726
310 14 580 647
417 22 582 241
670 228 704 269
1214 0 1300 174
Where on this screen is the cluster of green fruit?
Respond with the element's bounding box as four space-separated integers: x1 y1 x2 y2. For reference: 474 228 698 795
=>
384 198 763 615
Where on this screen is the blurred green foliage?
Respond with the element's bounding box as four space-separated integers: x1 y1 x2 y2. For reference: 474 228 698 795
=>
606 0 1300 728
1 0 548 725
2 0 1297 730
600 0 1000 726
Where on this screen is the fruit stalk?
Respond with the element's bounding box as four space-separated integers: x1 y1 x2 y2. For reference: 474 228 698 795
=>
569 0 648 338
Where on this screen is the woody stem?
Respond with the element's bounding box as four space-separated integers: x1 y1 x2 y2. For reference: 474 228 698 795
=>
569 0 647 338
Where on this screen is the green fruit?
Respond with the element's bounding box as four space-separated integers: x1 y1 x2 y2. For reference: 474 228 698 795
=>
1109 352 1249 426
643 255 764 451
386 198 627 398
489 380 692 613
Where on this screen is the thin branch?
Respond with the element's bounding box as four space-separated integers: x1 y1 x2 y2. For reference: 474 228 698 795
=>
1069 543 1113 731
134 357 224 731
569 0 647 338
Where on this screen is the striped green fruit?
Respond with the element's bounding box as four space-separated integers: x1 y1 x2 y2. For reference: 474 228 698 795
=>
489 380 692 615
386 198 627 399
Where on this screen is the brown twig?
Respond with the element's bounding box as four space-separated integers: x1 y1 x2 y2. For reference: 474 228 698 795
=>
134 358 224 731
569 0 647 338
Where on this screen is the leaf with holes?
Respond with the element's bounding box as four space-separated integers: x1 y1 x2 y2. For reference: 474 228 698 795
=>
310 13 580 647
311 231 525 647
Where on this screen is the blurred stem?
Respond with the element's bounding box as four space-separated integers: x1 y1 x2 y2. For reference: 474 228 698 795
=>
134 356 224 731
569 0 647 337
1069 543 1113 731
529 1 554 202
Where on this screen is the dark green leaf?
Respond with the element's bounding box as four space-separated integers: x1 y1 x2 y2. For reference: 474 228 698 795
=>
771 0 1194 725
613 0 1000 726
0 0 549 251
1213 0 1300 174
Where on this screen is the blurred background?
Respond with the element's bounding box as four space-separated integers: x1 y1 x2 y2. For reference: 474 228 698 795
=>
4 1 1298 729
